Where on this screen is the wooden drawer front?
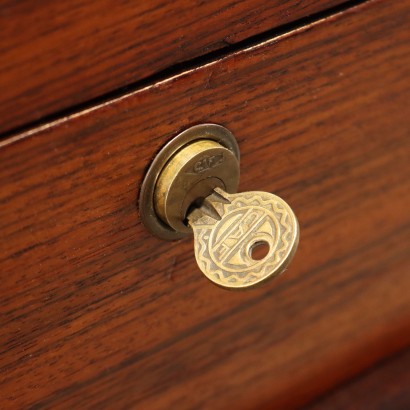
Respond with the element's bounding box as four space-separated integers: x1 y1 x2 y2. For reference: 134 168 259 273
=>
1 0 410 408
0 0 347 134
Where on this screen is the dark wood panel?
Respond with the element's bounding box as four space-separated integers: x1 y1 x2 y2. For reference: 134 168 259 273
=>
306 348 410 409
1 0 409 408
0 0 346 134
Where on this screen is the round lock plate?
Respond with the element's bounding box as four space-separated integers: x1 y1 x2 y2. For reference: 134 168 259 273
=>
139 124 240 240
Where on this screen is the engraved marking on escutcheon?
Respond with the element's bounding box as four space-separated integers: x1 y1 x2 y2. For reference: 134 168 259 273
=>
186 153 225 174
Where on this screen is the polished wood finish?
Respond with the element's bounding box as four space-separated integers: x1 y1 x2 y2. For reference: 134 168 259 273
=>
1 0 409 408
307 348 410 409
0 0 346 134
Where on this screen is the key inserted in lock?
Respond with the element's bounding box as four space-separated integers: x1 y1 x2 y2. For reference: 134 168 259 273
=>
139 124 299 289
155 139 239 234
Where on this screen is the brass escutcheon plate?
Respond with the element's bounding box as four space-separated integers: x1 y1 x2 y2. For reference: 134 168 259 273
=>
139 124 240 240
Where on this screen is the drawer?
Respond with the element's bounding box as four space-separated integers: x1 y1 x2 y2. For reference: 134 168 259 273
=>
1 0 410 408
307 348 410 409
0 0 347 134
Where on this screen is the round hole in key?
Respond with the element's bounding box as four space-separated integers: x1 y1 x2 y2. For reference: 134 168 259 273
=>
250 241 270 261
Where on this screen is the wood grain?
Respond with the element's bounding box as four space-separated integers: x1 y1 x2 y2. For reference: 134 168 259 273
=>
1 0 410 408
306 348 410 409
0 0 347 134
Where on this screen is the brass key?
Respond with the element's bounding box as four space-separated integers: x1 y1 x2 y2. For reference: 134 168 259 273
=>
139 124 300 290
188 187 299 289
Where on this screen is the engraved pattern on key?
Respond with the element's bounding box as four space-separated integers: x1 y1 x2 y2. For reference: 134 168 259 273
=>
188 188 299 289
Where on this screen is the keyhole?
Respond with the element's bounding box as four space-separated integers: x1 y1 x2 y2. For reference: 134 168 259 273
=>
250 241 270 260
184 197 206 226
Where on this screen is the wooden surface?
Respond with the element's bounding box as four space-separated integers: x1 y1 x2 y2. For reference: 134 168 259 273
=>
1 0 410 408
306 348 410 409
0 0 347 134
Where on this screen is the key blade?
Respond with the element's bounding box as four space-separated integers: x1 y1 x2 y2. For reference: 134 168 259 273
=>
187 187 231 226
